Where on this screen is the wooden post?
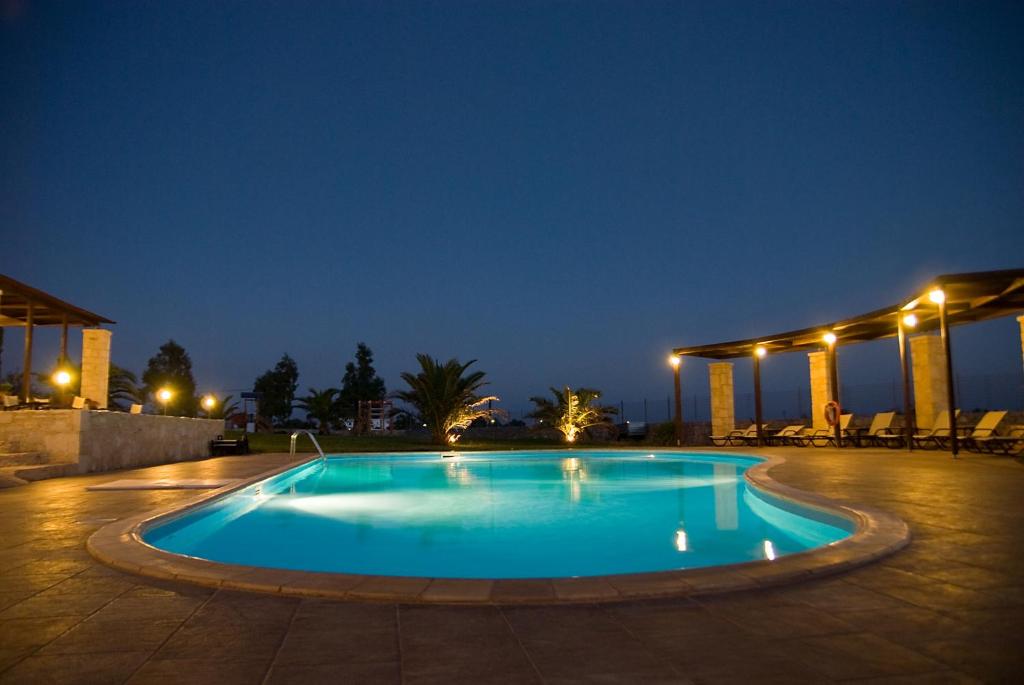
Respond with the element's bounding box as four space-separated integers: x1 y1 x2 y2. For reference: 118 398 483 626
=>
672 360 683 446
59 313 68 366
752 350 764 447
938 299 958 457
828 341 842 448
897 313 914 451
22 301 33 401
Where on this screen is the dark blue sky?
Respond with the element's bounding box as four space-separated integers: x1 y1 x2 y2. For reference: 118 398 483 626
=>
3 1 1023 417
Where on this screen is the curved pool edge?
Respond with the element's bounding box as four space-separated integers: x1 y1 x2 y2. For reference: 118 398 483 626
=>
85 450 911 605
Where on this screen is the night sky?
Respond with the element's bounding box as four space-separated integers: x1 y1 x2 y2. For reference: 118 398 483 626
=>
3 1 1023 419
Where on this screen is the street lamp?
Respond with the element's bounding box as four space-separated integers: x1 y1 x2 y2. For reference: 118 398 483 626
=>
668 355 683 446
201 394 217 418
157 387 173 415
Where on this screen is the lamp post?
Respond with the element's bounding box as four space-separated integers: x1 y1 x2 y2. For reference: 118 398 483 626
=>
753 346 766 447
201 395 217 419
669 355 683 446
898 312 917 451
823 332 842 448
930 288 958 458
52 368 72 407
157 388 173 416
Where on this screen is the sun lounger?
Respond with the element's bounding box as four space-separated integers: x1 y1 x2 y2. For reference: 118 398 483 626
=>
968 425 1024 455
854 412 897 447
945 411 1007 451
910 410 963 449
791 414 854 447
766 424 807 446
710 424 758 446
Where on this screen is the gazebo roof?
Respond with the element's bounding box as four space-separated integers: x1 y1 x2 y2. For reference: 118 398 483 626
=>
673 268 1024 360
0 274 115 327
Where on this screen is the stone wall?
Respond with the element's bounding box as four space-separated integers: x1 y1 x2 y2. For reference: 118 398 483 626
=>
0 410 222 473
0 410 83 460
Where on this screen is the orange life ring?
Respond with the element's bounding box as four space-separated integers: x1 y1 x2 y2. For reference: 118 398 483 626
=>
824 401 841 427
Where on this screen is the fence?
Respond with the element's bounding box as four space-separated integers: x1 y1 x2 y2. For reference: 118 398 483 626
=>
603 372 1023 425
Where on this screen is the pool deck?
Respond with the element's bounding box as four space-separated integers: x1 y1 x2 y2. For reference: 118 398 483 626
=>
1 447 1022 683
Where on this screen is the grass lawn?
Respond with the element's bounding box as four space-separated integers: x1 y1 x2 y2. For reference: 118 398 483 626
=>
225 430 570 454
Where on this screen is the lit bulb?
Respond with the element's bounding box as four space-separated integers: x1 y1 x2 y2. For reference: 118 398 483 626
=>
928 289 945 304
53 370 72 387
903 313 918 328
754 346 767 358
823 332 837 345
668 355 681 368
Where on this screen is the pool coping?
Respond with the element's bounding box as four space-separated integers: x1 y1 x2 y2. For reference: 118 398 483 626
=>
86 450 911 605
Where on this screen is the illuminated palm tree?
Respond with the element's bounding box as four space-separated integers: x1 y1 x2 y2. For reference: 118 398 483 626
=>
395 354 500 445
528 387 616 443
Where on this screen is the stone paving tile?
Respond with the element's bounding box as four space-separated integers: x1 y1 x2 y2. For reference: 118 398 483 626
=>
785 632 948 680
399 605 539 683
265 661 401 684
0 614 80 647
126 657 272 685
0 650 150 685
272 600 397 666
37 616 183 655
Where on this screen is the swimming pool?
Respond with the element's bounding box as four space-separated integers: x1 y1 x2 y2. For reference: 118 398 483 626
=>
143 451 853 579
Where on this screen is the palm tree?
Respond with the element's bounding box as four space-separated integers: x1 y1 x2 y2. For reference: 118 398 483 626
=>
528 387 616 443
296 387 340 434
108 364 143 410
395 354 500 445
208 394 240 421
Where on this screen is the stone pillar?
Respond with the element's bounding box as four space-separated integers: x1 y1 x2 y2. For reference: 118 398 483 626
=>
708 362 735 438
80 329 112 409
1017 315 1024 376
909 334 948 429
807 351 832 429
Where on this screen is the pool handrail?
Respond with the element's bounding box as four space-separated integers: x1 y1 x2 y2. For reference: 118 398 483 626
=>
289 430 326 463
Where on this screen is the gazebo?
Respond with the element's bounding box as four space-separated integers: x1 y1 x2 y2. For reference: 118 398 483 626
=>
671 269 1024 456
0 274 115 404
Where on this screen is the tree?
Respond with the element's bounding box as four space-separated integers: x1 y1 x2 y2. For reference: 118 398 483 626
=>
209 394 241 421
528 387 616 443
337 343 386 419
253 354 299 425
395 354 500 445
142 340 197 416
296 387 339 434
108 364 143 410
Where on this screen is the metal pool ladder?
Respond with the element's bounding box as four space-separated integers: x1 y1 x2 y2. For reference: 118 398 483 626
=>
290 430 326 464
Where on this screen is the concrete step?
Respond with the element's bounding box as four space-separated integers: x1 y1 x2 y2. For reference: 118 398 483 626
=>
0 452 46 467
0 462 80 486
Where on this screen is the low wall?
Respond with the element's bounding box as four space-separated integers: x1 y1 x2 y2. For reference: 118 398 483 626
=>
0 410 223 473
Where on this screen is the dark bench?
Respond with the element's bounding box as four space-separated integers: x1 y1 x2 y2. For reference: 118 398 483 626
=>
210 435 250 456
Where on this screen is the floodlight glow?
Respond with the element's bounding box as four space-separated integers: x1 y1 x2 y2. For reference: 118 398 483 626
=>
903 313 918 328
202 395 217 410
53 370 72 387
668 355 681 368
929 289 945 304
157 388 173 403
823 332 837 345
754 346 767 358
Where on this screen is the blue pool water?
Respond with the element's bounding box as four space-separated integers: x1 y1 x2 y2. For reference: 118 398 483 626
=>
144 451 852 578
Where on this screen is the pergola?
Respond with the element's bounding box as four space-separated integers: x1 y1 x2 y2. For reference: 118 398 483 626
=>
672 269 1024 455
0 274 115 401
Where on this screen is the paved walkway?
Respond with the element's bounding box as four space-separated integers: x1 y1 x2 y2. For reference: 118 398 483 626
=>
1 448 1022 684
